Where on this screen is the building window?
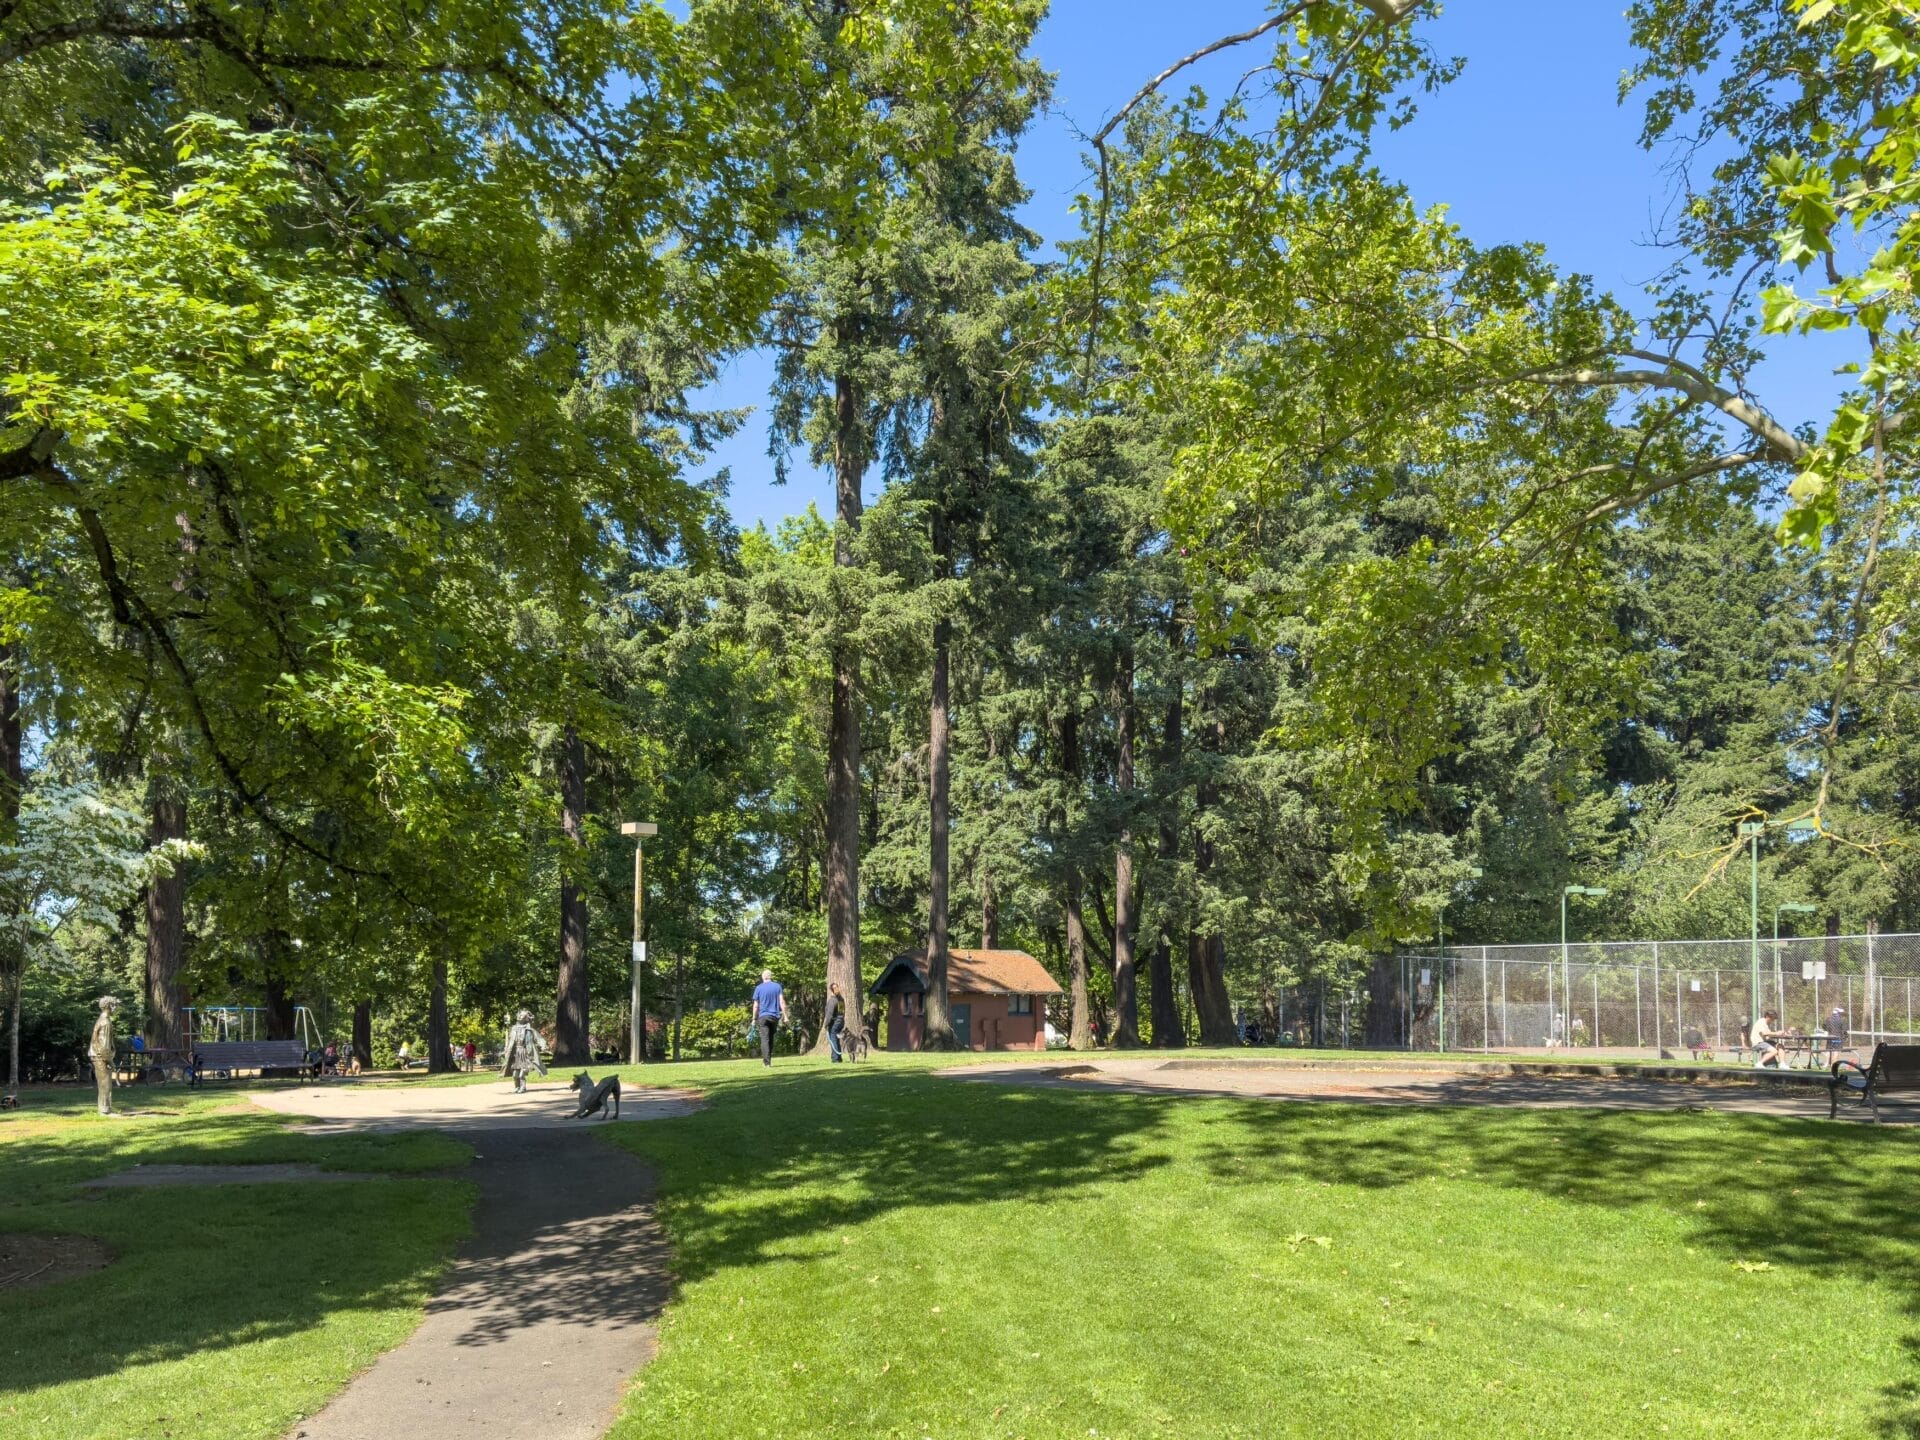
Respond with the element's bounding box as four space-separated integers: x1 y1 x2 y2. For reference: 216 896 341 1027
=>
1009 994 1033 1015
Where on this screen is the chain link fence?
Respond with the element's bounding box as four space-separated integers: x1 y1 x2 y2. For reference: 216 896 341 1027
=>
1383 933 1920 1056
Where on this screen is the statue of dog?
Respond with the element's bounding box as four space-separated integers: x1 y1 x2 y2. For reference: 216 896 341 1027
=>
567 1070 621 1121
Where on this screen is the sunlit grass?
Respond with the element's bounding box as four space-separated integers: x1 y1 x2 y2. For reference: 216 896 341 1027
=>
603 1064 1920 1439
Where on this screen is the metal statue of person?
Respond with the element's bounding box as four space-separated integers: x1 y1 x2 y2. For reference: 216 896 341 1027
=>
89 995 120 1115
501 1009 547 1094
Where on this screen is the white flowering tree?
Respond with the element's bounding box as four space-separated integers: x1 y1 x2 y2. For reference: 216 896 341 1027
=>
1 783 200 1091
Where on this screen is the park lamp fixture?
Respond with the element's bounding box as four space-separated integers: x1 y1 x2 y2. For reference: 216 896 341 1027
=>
621 822 658 1064
1775 901 1818 941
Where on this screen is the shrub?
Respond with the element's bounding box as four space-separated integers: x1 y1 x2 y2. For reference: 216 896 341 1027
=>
673 1004 752 1059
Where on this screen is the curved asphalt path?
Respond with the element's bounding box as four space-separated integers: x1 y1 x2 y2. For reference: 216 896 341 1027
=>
259 1081 693 1440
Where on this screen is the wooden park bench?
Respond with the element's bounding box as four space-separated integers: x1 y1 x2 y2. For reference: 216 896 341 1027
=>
1829 1043 1920 1122
190 1040 310 1084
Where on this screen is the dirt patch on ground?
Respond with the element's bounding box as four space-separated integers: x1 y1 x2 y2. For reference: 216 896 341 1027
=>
0 1232 113 1290
82 1163 382 1189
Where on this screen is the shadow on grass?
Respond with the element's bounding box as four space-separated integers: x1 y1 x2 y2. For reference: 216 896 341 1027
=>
0 1101 471 1402
605 1065 1920 1438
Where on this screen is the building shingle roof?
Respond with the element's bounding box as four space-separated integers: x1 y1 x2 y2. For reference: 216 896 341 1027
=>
870 948 1064 998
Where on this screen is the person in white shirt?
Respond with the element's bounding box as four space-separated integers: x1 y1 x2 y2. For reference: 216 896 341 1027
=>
1751 1010 1785 1068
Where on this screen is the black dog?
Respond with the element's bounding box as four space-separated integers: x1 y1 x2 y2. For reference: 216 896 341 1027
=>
567 1070 621 1121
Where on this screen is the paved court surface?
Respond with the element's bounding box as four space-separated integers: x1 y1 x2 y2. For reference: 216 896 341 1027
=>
945 1057 1918 1123
249 1077 702 1134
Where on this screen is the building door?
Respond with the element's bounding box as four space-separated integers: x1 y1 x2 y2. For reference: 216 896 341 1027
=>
952 1004 971 1050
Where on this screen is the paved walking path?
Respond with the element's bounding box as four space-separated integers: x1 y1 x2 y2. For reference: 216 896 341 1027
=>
946 1057 1918 1122
250 1076 701 1134
257 1082 692 1440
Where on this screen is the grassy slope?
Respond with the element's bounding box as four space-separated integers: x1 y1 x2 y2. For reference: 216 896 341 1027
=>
597 1056 1920 1440
0 1088 472 1440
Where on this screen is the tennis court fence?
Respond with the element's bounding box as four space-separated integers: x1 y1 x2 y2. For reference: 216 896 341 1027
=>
1384 932 1920 1055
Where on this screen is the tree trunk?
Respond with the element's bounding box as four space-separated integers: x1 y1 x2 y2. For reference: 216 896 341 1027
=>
1149 685 1186 1048
6 975 19 1094
352 999 373 1069
1111 645 1140 1047
1 637 20 1091
981 868 999 949
923 510 958 1048
1364 957 1405 1046
263 933 295 1040
554 723 591 1064
427 953 454 1074
1061 710 1092 1049
143 788 188 1051
1187 702 1238 1047
820 355 865 1051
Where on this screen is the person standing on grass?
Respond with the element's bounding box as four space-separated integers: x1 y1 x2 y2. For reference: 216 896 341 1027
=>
824 981 847 1063
502 1009 547 1093
751 969 789 1067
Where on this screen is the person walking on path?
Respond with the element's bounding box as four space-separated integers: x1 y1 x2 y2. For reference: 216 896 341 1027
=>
502 1009 548 1093
89 996 120 1115
824 981 847 1063
751 970 789 1067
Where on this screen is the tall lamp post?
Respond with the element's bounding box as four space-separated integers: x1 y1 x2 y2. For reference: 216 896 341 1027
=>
1562 885 1609 1046
1742 816 1818 1023
1739 819 1766 1019
622 821 657 1064
1774 901 1819 1017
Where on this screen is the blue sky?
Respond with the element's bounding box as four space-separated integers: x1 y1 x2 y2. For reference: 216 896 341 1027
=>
697 2 1849 533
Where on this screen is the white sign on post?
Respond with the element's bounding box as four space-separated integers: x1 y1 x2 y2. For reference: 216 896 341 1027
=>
632 941 648 966
1802 960 1826 981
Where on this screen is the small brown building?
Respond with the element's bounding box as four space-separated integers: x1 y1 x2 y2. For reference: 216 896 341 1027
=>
869 948 1064 1052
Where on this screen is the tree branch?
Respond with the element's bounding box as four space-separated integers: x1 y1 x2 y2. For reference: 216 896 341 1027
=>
1079 1 1423 387
1533 354 1808 463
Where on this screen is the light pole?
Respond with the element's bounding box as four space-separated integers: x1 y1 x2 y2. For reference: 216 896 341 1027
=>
1739 819 1765 1020
1561 885 1608 1047
622 821 657 1064
1774 901 1818 1017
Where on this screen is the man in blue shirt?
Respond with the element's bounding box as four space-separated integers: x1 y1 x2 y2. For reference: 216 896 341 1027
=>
751 969 789 1067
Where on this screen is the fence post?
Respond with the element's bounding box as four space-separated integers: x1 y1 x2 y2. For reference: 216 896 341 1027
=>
1635 965 1642 1050
1714 970 1723 1049
1481 949 1490 1054
1499 960 1508 1051
1547 961 1556 1048
1652 942 1661 1054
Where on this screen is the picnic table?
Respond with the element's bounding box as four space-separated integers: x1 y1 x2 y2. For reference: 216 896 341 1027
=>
1766 1030 1867 1069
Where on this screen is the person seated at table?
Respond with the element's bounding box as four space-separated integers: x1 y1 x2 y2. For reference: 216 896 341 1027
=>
1751 1009 1786 1068
1824 1005 1850 1054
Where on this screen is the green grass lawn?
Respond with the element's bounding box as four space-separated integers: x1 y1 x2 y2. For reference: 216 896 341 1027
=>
6 1056 1914 1440
591 1057 1920 1440
0 1087 473 1440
